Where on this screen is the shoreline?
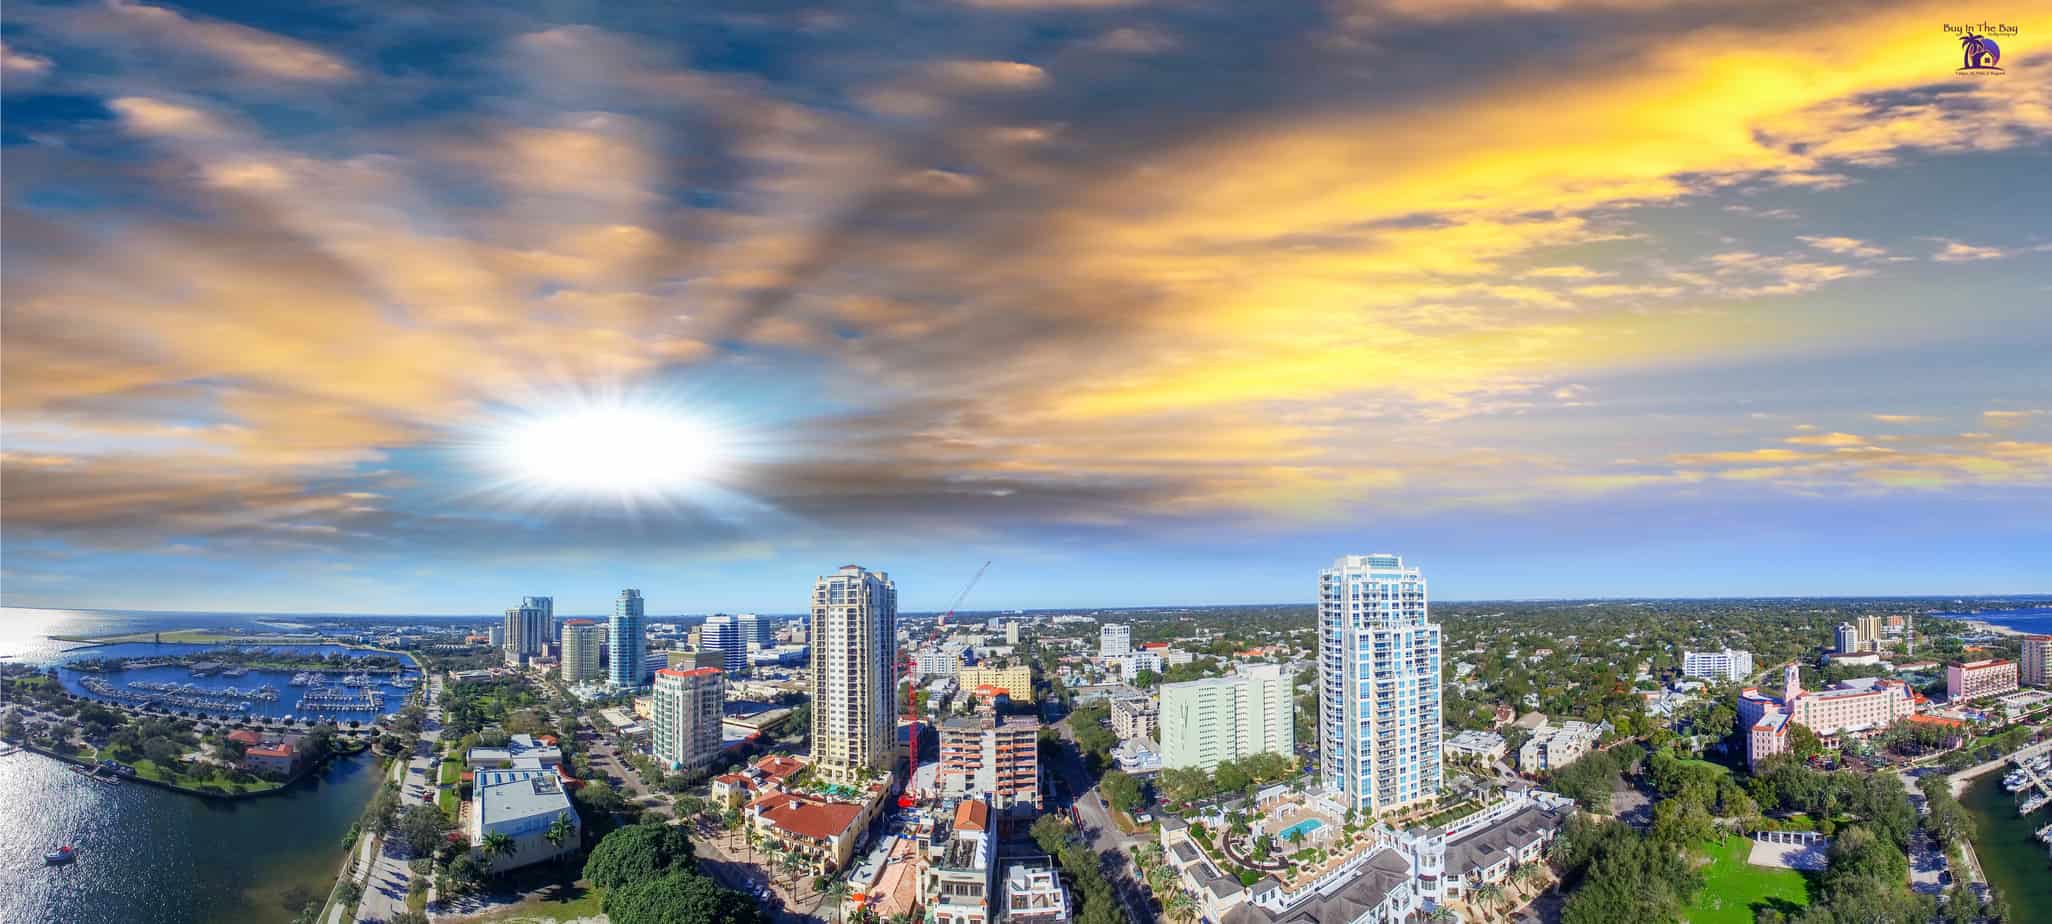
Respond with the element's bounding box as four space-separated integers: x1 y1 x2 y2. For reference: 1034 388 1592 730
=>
12 736 369 801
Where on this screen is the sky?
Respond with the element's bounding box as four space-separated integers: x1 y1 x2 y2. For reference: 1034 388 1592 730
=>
2 0 2048 616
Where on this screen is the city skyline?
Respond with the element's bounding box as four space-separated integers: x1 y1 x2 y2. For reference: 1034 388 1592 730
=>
3 1 2049 613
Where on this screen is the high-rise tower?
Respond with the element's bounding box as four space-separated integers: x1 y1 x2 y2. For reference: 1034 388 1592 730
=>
810 565 898 784
609 589 647 688
1318 554 1442 815
502 596 552 665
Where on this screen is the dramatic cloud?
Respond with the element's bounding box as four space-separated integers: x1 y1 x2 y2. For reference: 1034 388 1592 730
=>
2 0 2049 606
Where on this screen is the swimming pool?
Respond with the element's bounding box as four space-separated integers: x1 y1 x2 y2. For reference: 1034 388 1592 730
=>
1277 818 1325 841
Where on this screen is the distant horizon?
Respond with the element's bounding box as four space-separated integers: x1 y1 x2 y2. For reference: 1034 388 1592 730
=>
7 594 2048 623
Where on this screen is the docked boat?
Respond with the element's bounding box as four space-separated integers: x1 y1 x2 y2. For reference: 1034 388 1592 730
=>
44 846 77 866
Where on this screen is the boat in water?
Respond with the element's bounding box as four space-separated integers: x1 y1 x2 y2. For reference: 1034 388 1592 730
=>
45 846 77 865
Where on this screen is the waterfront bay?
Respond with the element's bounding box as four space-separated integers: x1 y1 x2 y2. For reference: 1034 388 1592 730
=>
0 745 381 924
0 608 412 923
1960 773 2052 920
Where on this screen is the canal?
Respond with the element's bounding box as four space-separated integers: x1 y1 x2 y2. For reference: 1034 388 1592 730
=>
0 746 382 924
1959 772 2052 920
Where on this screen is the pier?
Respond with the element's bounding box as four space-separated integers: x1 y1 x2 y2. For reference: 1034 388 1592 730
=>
1998 740 2052 817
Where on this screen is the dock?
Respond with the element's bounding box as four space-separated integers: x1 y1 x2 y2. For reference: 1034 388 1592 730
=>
2000 742 2052 816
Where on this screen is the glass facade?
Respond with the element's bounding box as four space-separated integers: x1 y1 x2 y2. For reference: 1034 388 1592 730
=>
1318 554 1443 815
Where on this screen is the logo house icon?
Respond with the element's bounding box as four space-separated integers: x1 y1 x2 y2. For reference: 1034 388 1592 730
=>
1958 33 2004 74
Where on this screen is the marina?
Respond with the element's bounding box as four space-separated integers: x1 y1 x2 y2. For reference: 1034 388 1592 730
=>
1996 741 2052 818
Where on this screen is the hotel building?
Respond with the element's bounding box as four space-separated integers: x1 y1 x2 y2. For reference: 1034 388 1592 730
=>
1740 664 1917 768
1318 554 1442 815
810 565 898 783
560 620 603 682
609 589 648 688
1947 658 2019 702
1160 664 1293 771
652 666 726 772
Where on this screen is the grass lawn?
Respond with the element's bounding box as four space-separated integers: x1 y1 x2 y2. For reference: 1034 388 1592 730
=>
1683 836 1810 924
441 757 464 786
439 785 460 819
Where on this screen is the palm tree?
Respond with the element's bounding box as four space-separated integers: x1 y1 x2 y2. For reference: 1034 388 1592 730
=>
822 878 852 924
1960 33 1992 69
1164 890 1199 924
480 830 516 873
1474 882 1507 920
544 812 575 877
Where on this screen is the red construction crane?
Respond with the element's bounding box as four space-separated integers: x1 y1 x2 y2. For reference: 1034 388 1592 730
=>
900 561 993 807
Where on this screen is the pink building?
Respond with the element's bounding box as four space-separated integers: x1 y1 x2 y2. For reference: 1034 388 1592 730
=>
1739 664 1917 768
1946 659 2018 703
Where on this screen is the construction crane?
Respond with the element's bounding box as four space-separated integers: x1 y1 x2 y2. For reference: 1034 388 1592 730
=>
934 560 991 631
900 561 993 808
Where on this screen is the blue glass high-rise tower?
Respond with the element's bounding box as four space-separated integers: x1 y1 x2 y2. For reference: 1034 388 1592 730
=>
1318 554 1442 815
609 589 647 688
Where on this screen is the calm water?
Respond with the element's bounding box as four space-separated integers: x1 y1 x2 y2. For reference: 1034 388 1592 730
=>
1959 774 2052 920
0 746 382 924
1934 606 2052 635
0 608 414 923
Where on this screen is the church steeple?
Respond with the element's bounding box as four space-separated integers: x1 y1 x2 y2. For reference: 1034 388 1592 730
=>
1783 662 1802 701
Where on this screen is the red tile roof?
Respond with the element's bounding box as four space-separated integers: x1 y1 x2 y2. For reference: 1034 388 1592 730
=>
954 799 989 831
1909 714 1967 728
657 666 724 679
227 729 264 746
246 743 296 759
755 755 807 782
753 792 863 841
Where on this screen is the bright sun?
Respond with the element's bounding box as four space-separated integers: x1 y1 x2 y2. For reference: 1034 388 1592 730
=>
489 399 727 499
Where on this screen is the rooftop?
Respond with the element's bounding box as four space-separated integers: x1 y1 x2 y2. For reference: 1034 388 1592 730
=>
753 791 863 841
476 767 573 826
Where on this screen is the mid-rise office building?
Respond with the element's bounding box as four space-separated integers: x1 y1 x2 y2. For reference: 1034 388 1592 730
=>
810 565 898 783
700 615 750 676
609 589 647 688
560 620 604 682
737 613 773 648
1318 553 1442 815
938 714 1041 810
2024 636 2051 688
1004 621 1021 646
652 666 726 771
1159 664 1292 771
915 643 972 678
1681 648 1753 682
1100 624 1131 659
1947 658 2019 702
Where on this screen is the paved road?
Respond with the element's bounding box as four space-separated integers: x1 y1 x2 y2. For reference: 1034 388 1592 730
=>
356 676 444 924
1048 718 1156 924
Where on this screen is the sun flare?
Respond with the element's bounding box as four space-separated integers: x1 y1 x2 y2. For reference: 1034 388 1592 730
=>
485 398 729 501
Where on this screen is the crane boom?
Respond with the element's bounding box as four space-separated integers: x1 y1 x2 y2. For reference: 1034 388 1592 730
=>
940 560 992 626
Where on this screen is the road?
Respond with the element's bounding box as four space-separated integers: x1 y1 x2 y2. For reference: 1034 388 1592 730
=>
355 675 444 924
1048 717 1156 924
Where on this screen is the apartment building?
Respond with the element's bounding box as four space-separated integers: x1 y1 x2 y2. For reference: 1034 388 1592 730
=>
1160 664 1292 771
1318 554 1442 815
939 714 1042 811
811 565 898 783
652 666 725 772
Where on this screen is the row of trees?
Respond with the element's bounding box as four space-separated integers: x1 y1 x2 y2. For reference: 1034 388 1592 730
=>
1030 815 1130 924
1155 751 1297 807
588 822 767 924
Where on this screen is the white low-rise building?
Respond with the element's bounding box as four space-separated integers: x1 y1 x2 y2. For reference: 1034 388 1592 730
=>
470 764 580 873
1443 730 1507 762
466 733 563 769
1681 648 1753 682
1517 721 1601 774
